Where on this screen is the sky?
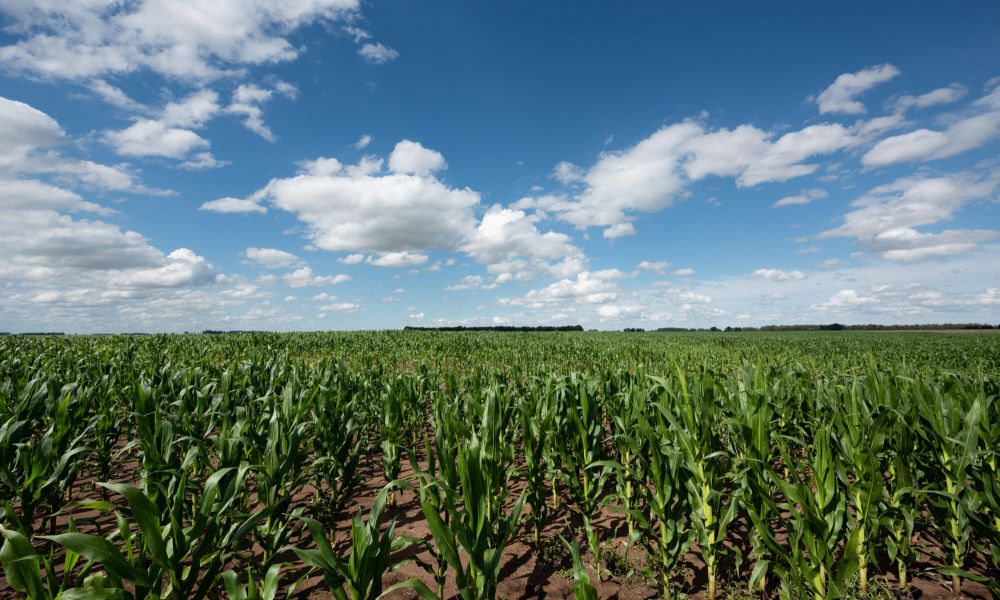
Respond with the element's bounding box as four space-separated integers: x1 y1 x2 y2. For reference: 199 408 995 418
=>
1 1 999 332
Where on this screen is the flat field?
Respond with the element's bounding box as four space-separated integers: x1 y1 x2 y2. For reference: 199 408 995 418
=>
1 331 998 599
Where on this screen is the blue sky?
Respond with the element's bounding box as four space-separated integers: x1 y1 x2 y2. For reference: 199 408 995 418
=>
1 1 999 332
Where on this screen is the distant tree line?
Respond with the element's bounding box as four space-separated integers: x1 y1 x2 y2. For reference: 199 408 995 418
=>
403 325 584 332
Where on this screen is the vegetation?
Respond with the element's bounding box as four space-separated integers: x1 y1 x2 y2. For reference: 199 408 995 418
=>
1 331 998 599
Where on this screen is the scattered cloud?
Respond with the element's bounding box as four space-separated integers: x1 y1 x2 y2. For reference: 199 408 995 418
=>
358 42 399 64
813 64 900 114
753 268 807 281
773 188 828 208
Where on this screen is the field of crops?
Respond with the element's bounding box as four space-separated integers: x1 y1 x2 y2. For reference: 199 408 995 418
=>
1 331 998 600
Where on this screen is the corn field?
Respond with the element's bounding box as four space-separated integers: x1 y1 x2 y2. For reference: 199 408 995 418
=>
1 331 998 599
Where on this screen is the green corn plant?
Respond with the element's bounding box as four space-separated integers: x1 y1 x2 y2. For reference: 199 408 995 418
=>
220 564 296 600
751 425 859 600
1 522 122 600
379 379 407 504
43 466 266 600
915 379 982 598
660 369 738 600
973 388 1000 596
563 536 599 600
420 429 525 600
725 365 776 596
608 378 648 546
517 382 551 545
628 389 690 595
554 374 617 580
830 375 889 598
292 483 428 600
883 380 922 596
251 389 311 566
311 383 366 516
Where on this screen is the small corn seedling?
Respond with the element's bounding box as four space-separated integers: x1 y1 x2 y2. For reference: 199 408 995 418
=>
292 484 428 600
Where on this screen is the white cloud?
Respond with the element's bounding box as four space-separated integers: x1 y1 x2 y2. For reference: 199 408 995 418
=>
409 312 425 319
461 205 585 281
597 304 642 319
179 152 229 170
354 134 372 149
0 0 362 82
365 251 429 267
893 83 967 112
501 271 621 308
320 302 360 312
821 170 1000 262
753 268 807 281
552 161 585 184
281 267 351 287
358 42 399 64
225 83 294 142
445 275 498 291
637 261 670 274
863 86 1000 166
674 268 695 276
388 140 447 175
815 289 878 309
534 117 858 234
103 120 209 158
199 196 267 214
244 247 299 268
813 64 900 114
1 96 161 194
89 80 145 111
773 188 828 208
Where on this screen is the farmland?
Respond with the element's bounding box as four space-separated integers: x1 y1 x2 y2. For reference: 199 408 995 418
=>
1 331 998 599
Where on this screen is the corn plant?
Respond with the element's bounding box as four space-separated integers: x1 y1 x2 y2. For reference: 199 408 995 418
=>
661 369 738 600
751 425 859 600
915 380 982 597
628 386 690 594
1 522 120 600
552 374 617 580
563 536 599 600
310 381 367 516
517 382 551 545
292 484 428 600
221 564 294 600
725 365 776 596
830 376 889 597
420 390 525 600
42 467 265 600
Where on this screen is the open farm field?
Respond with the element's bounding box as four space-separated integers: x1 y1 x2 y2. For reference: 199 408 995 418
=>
2 331 999 599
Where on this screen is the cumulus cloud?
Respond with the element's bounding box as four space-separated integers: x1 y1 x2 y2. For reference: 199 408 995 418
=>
461 205 585 281
753 268 807 281
813 64 900 114
244 247 300 268
281 267 351 288
354 134 372 149
0 0 362 81
365 252 429 267
821 170 1000 262
525 117 858 236
388 140 447 175
815 289 878 309
225 83 296 141
1 96 160 194
862 86 1000 166
103 120 209 158
674 268 695 276
637 261 670 274
500 271 622 308
893 83 967 112
199 196 267 214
